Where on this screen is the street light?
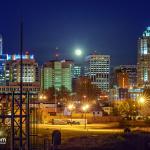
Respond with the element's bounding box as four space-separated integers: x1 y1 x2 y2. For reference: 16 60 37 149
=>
43 95 47 100
39 94 47 100
82 104 89 129
139 97 145 104
83 95 87 99
68 104 75 125
83 95 87 103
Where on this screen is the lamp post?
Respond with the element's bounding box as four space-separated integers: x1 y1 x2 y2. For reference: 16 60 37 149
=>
83 95 87 103
82 104 89 129
38 94 47 123
68 104 75 125
39 94 47 100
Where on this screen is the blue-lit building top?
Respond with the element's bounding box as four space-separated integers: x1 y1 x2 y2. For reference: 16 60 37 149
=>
7 54 34 60
0 52 35 86
143 27 150 37
0 54 7 60
0 54 34 61
0 55 7 85
137 27 150 87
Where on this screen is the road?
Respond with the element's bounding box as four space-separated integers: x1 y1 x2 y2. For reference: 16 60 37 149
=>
35 123 123 133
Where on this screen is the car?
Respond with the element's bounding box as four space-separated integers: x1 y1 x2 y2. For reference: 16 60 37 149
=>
67 120 80 125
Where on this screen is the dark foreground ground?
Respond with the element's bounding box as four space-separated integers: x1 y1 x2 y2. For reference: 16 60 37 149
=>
58 132 150 150
1 123 150 150
0 132 150 150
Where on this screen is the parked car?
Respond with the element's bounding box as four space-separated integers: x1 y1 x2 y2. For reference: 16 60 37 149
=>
67 120 80 125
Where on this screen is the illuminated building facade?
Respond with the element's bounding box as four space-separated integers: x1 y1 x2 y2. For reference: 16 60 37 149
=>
128 88 143 100
0 35 7 86
5 52 39 85
41 60 73 91
72 64 81 78
114 65 137 88
85 54 110 92
137 27 150 87
0 52 40 93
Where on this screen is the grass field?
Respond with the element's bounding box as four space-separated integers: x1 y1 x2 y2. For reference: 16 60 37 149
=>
30 124 150 150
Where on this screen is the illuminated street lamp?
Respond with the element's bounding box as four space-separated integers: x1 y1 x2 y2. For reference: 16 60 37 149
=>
82 104 89 129
83 95 87 103
43 95 47 100
39 94 47 100
68 104 75 125
139 97 145 104
83 95 87 99
39 95 43 99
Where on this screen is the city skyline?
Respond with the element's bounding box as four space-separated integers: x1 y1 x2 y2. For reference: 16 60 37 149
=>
0 0 150 66
1 1 150 150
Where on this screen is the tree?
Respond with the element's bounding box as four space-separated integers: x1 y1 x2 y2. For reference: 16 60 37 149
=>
113 99 138 117
57 86 71 105
44 86 71 105
75 76 101 102
44 86 55 103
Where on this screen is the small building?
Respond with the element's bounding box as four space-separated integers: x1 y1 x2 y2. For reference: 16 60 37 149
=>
102 106 113 115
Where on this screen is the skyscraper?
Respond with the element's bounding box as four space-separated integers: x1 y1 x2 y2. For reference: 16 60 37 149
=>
85 54 110 92
72 64 82 78
0 52 40 93
5 52 39 84
0 34 7 86
137 27 150 87
0 55 7 85
41 60 73 91
113 65 137 88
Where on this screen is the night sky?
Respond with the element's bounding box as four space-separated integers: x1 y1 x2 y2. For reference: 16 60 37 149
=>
0 0 150 67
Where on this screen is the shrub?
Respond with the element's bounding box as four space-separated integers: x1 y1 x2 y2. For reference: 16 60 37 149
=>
144 118 150 124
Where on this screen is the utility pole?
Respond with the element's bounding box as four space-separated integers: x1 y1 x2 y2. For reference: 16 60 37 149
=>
10 19 30 150
19 18 23 150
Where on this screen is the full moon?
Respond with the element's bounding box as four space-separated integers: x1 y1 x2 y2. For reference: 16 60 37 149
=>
75 49 82 56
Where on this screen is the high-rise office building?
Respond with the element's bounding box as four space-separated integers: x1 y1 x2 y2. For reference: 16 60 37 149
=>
0 55 7 85
113 65 137 88
137 27 150 87
0 52 40 93
72 64 82 78
0 35 7 86
85 54 110 92
5 52 39 84
41 60 73 91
